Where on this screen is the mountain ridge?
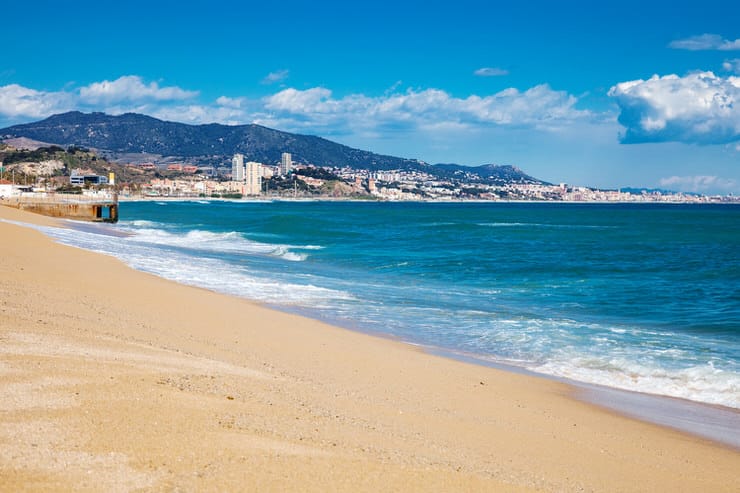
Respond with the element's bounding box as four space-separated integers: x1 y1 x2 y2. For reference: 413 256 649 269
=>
1 111 545 184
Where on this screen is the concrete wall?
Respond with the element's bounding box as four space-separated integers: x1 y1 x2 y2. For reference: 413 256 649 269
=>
2 200 118 223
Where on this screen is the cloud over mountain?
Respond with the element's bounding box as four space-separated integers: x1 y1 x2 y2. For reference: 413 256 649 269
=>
0 76 198 121
79 75 198 104
260 84 590 135
1 76 591 140
0 84 73 118
608 72 740 144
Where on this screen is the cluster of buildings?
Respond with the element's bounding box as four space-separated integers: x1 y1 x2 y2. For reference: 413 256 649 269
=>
118 153 296 198
230 153 262 196
361 175 736 203
35 152 736 203
228 152 294 196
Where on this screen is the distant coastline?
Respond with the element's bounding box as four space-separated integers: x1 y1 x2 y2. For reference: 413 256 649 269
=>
116 194 740 205
3 113 737 204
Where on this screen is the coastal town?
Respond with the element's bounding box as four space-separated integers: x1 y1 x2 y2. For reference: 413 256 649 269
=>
0 143 737 204
137 152 736 203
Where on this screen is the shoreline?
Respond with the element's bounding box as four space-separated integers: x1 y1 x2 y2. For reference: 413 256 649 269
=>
421 344 740 449
115 195 740 205
280 301 740 449
1 205 738 491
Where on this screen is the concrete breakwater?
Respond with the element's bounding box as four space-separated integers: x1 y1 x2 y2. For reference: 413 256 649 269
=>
1 193 118 223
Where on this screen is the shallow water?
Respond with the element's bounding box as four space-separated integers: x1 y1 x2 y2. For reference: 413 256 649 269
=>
29 201 740 410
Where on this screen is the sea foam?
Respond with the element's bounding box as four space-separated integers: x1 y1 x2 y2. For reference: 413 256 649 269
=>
121 226 311 261
32 222 351 306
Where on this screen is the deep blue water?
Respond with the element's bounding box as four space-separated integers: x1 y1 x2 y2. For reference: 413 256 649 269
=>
33 201 740 408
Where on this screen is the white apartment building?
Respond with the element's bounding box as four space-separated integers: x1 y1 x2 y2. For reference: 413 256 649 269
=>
232 153 245 181
244 161 263 196
280 152 292 175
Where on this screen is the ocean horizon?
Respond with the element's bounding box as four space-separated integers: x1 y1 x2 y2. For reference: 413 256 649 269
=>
21 201 740 412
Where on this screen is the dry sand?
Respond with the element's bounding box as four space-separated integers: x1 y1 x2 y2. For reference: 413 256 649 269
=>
0 205 738 492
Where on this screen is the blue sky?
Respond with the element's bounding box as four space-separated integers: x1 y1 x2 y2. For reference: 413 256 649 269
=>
2 0 739 193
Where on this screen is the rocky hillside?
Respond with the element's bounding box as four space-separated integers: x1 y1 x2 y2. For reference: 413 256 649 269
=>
0 112 423 171
1 112 546 184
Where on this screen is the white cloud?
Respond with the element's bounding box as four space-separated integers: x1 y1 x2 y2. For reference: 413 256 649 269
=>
1 76 592 146
261 84 590 135
474 67 509 77
723 58 740 74
0 84 73 118
215 96 247 108
148 104 247 126
659 175 737 193
79 75 198 104
608 72 740 144
0 76 201 126
264 87 336 113
669 34 740 51
261 69 289 85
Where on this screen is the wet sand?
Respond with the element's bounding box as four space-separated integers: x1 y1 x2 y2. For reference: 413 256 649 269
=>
1 205 738 492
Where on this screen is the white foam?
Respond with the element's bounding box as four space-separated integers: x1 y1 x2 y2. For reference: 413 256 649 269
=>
273 247 307 262
123 249 350 304
118 226 314 261
34 223 352 306
119 219 163 228
479 222 531 227
478 222 614 229
421 222 457 227
534 357 740 408
440 314 740 409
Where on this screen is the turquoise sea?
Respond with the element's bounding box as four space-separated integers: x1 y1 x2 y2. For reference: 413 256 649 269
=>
30 201 740 410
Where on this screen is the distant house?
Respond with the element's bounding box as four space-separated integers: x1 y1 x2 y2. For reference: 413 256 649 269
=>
167 164 184 172
183 165 199 174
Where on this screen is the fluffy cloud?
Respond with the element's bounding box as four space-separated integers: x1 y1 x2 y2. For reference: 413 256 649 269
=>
261 84 589 135
0 84 73 118
474 67 509 77
79 75 198 104
215 96 247 109
149 104 248 126
261 69 290 85
659 175 737 193
1 76 591 143
264 87 338 113
0 76 200 124
669 34 740 51
608 72 740 144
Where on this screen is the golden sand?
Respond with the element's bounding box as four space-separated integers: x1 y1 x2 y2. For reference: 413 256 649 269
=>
0 205 737 492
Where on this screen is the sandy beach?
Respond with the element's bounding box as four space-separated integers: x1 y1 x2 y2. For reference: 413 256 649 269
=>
0 205 737 492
